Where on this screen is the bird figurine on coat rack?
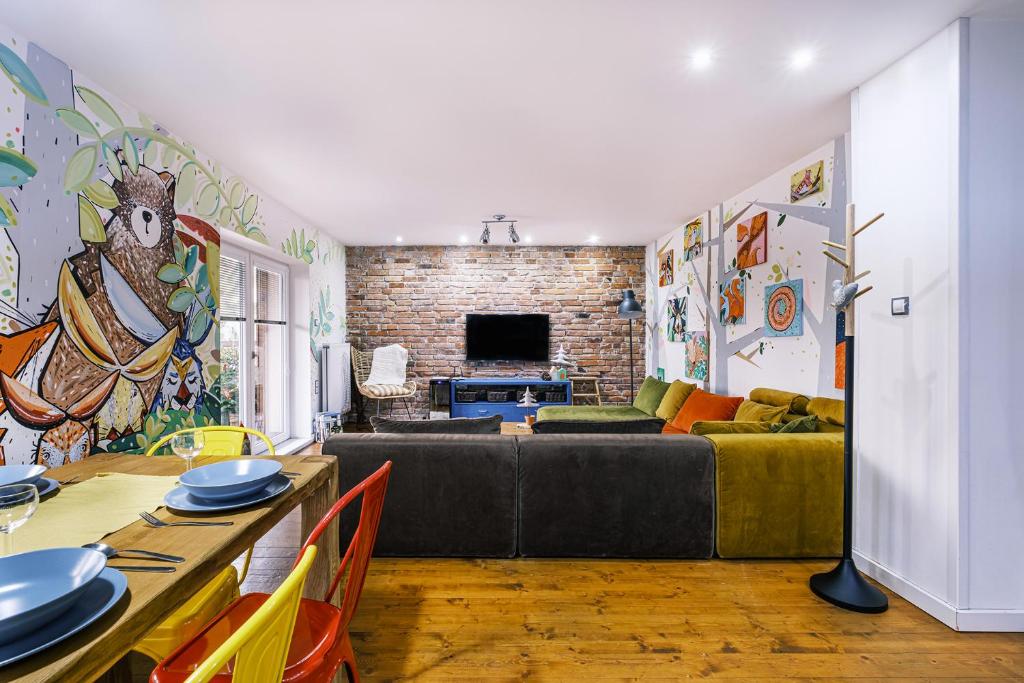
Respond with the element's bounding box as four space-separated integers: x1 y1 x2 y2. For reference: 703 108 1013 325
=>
831 280 859 310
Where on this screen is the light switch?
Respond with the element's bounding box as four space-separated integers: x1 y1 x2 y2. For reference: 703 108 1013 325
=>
891 297 910 316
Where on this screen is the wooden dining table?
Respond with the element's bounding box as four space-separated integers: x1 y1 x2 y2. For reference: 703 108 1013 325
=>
4 452 340 683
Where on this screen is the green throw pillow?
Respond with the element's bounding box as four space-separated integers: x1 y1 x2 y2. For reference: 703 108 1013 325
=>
691 420 773 435
769 415 819 433
655 380 697 421
633 377 671 416
734 400 788 424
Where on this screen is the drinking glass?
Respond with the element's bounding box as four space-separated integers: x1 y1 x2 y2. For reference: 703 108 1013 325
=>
171 430 206 471
0 483 40 556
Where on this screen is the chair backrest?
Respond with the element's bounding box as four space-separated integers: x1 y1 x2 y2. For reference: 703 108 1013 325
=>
145 426 275 457
298 461 391 628
350 346 372 388
185 545 317 683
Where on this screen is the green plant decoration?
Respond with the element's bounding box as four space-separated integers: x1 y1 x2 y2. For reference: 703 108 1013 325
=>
55 87 268 243
0 42 48 105
282 228 316 264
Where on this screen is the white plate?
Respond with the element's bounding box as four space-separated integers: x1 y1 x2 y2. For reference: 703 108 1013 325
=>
164 474 292 513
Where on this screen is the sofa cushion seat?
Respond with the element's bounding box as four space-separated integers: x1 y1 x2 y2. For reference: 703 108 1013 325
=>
531 418 665 434
322 433 517 557
370 414 501 434
536 405 652 421
707 432 843 558
517 434 715 558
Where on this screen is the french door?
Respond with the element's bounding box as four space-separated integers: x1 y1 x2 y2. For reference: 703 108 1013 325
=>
220 246 290 448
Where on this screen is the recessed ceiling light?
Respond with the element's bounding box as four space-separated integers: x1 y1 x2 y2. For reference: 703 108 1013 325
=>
395 236 403 243
691 48 713 70
790 48 815 70
587 235 600 244
523 235 533 244
459 235 468 244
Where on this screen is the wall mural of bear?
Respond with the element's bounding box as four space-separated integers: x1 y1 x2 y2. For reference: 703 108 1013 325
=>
0 25 345 464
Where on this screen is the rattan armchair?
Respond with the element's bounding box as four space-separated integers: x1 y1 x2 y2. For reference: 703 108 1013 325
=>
351 345 418 418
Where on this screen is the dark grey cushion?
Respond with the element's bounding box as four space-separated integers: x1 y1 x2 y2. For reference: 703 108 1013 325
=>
322 433 517 557
370 414 502 434
530 418 664 434
517 434 715 558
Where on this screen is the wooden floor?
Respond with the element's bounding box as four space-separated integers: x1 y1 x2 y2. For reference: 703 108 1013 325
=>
233 448 1024 681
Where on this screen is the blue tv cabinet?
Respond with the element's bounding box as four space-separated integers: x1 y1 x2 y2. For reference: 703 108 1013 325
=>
449 378 571 422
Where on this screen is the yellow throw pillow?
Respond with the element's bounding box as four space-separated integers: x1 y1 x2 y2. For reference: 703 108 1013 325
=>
691 420 773 435
734 400 788 424
807 397 845 426
655 380 697 422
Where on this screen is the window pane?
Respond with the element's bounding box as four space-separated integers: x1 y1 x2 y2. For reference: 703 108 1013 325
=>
254 321 286 437
220 320 243 426
255 267 284 323
221 255 246 321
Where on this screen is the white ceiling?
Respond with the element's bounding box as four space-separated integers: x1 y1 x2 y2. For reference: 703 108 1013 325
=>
3 1 1004 245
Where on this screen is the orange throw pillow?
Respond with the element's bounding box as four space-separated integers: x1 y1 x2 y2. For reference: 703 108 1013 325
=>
669 389 744 434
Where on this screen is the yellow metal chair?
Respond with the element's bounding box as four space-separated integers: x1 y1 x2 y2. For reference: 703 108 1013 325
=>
134 426 275 663
151 546 318 683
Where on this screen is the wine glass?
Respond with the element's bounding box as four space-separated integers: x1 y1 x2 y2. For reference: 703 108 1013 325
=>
171 430 206 471
0 484 40 556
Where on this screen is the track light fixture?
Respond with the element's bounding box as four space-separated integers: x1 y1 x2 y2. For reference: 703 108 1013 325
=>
481 214 521 244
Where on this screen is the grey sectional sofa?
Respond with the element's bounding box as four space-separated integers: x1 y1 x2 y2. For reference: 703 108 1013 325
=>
321 432 715 559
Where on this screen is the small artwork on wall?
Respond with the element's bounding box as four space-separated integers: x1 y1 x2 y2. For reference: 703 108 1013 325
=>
764 279 804 337
684 331 709 381
719 276 746 326
790 160 824 203
659 248 674 287
737 211 768 269
657 367 665 381
683 217 703 262
666 297 687 342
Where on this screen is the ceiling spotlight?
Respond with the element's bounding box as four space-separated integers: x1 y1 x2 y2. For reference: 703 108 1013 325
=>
790 48 815 70
479 225 491 245
523 235 533 244
459 234 468 244
691 48 713 70
508 223 520 244
587 235 600 244
395 236 404 243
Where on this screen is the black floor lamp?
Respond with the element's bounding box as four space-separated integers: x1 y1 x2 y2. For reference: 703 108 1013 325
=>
617 289 644 402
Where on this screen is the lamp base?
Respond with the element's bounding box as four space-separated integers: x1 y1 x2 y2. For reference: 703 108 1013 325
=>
810 558 888 613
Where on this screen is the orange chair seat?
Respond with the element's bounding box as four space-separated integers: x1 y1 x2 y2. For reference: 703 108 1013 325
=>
151 594 345 682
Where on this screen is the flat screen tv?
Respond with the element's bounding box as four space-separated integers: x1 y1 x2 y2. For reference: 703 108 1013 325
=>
466 314 549 362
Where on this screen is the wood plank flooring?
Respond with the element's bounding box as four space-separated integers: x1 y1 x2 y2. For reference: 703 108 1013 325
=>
230 443 1024 680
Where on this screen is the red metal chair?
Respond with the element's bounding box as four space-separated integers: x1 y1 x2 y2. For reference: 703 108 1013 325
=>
151 461 393 683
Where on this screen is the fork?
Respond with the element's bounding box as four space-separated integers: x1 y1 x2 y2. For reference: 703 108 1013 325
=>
58 476 80 486
140 511 234 527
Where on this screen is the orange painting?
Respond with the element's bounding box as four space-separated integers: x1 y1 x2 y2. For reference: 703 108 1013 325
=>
835 340 846 390
737 211 768 269
719 276 746 325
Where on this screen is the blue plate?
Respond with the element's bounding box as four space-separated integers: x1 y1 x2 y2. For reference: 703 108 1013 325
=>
0 465 46 488
179 459 283 501
35 477 59 499
0 567 127 668
164 474 292 513
0 548 107 646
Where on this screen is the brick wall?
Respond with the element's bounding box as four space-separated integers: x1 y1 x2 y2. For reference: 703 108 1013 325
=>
346 245 646 417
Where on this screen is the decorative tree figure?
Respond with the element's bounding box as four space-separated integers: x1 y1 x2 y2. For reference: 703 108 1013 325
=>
517 386 539 422
550 344 574 380
809 203 887 613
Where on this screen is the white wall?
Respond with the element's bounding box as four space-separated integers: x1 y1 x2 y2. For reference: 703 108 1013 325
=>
852 17 1024 630
962 17 1024 617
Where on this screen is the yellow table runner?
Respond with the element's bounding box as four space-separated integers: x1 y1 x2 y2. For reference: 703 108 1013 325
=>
14 473 179 553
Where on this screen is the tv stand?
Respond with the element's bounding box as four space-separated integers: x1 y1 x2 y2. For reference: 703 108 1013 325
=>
449 378 571 421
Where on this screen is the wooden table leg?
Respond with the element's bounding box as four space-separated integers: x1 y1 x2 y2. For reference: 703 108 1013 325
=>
300 460 340 608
